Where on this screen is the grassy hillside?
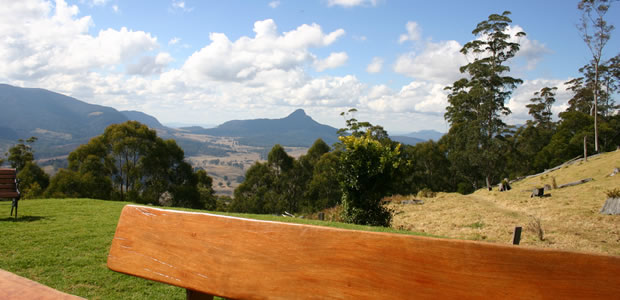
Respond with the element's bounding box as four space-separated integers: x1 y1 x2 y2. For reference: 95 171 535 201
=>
388 150 620 256
0 198 417 299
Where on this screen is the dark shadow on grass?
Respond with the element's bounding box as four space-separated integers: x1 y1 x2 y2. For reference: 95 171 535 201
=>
0 216 46 222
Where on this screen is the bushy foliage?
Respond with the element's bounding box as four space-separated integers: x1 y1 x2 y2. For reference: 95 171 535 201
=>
417 188 436 198
47 121 214 209
17 161 49 199
6 137 37 171
230 139 340 215
337 132 401 227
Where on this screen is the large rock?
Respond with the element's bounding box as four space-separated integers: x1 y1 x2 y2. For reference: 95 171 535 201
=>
600 198 620 215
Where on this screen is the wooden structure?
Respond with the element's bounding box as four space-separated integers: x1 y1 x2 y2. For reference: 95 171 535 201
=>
0 168 20 219
0 269 84 300
108 205 620 299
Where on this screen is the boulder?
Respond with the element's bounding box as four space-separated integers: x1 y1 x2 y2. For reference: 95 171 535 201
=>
600 198 620 215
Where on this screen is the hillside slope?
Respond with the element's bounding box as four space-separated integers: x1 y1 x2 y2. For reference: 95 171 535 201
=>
0 84 128 141
389 150 620 256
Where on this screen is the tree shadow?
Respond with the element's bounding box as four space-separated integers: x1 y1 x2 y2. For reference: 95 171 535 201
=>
0 216 46 222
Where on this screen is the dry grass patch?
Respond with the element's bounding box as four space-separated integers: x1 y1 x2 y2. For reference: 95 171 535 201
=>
389 150 620 256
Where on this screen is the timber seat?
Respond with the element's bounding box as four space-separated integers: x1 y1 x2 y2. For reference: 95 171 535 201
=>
108 205 620 299
0 168 20 219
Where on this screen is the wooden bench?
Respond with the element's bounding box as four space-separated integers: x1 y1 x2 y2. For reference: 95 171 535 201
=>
0 168 20 219
108 205 620 299
0 269 84 300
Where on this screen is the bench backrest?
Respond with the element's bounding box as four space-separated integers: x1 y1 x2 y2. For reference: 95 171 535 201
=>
108 205 620 299
0 168 19 199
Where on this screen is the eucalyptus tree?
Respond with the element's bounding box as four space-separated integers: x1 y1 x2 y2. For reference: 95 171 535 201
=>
577 0 616 152
444 11 525 190
527 87 557 128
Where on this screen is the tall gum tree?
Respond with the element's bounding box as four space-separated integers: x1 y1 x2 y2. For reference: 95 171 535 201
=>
444 11 525 190
577 0 616 152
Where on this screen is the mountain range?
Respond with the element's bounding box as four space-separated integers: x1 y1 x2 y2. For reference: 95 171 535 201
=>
0 84 442 160
180 109 339 147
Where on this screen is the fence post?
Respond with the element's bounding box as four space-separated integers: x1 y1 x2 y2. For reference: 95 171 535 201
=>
512 226 522 245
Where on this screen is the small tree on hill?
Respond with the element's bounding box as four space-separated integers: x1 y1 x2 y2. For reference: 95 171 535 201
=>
337 131 401 227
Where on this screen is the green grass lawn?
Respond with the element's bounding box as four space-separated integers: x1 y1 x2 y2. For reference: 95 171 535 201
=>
0 198 423 299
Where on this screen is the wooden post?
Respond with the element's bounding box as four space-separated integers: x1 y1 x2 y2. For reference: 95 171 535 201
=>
513 227 522 245
318 212 325 221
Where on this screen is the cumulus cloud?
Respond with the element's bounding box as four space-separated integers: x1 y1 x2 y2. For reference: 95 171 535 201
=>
394 40 466 85
126 53 174 76
505 79 571 125
362 81 448 114
269 1 280 8
398 21 421 44
0 0 158 80
366 57 383 73
315 52 348 71
508 26 551 70
394 24 549 85
327 0 378 7
182 19 345 82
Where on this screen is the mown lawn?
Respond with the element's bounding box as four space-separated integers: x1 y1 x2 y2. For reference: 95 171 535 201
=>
0 198 423 299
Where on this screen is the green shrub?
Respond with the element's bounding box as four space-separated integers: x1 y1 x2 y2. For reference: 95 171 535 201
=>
417 187 436 198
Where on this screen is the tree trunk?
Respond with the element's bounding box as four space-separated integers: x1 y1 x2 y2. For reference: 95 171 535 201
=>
486 175 491 191
594 62 599 153
584 135 588 162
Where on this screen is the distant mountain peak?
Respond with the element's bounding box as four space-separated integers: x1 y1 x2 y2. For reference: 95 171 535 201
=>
286 109 308 119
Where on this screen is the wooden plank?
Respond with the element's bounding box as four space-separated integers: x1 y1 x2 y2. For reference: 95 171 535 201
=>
0 269 84 300
0 192 19 198
0 169 16 175
0 175 17 179
0 178 16 184
0 183 16 189
108 205 620 300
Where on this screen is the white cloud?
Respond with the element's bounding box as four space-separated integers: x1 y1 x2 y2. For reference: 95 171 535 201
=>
398 21 421 44
89 0 108 6
327 0 378 7
171 0 192 12
182 19 345 82
366 57 383 73
269 1 280 8
168 37 181 45
509 25 551 70
172 1 185 9
315 52 348 71
394 40 466 85
126 53 174 76
505 79 572 125
362 81 448 114
0 0 158 80
112 5 119 13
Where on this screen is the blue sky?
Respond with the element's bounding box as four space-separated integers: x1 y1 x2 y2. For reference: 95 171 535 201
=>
1 0 618 133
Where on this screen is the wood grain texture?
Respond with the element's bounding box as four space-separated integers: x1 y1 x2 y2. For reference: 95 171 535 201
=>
0 269 84 300
0 168 16 175
108 205 620 300
0 192 19 198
